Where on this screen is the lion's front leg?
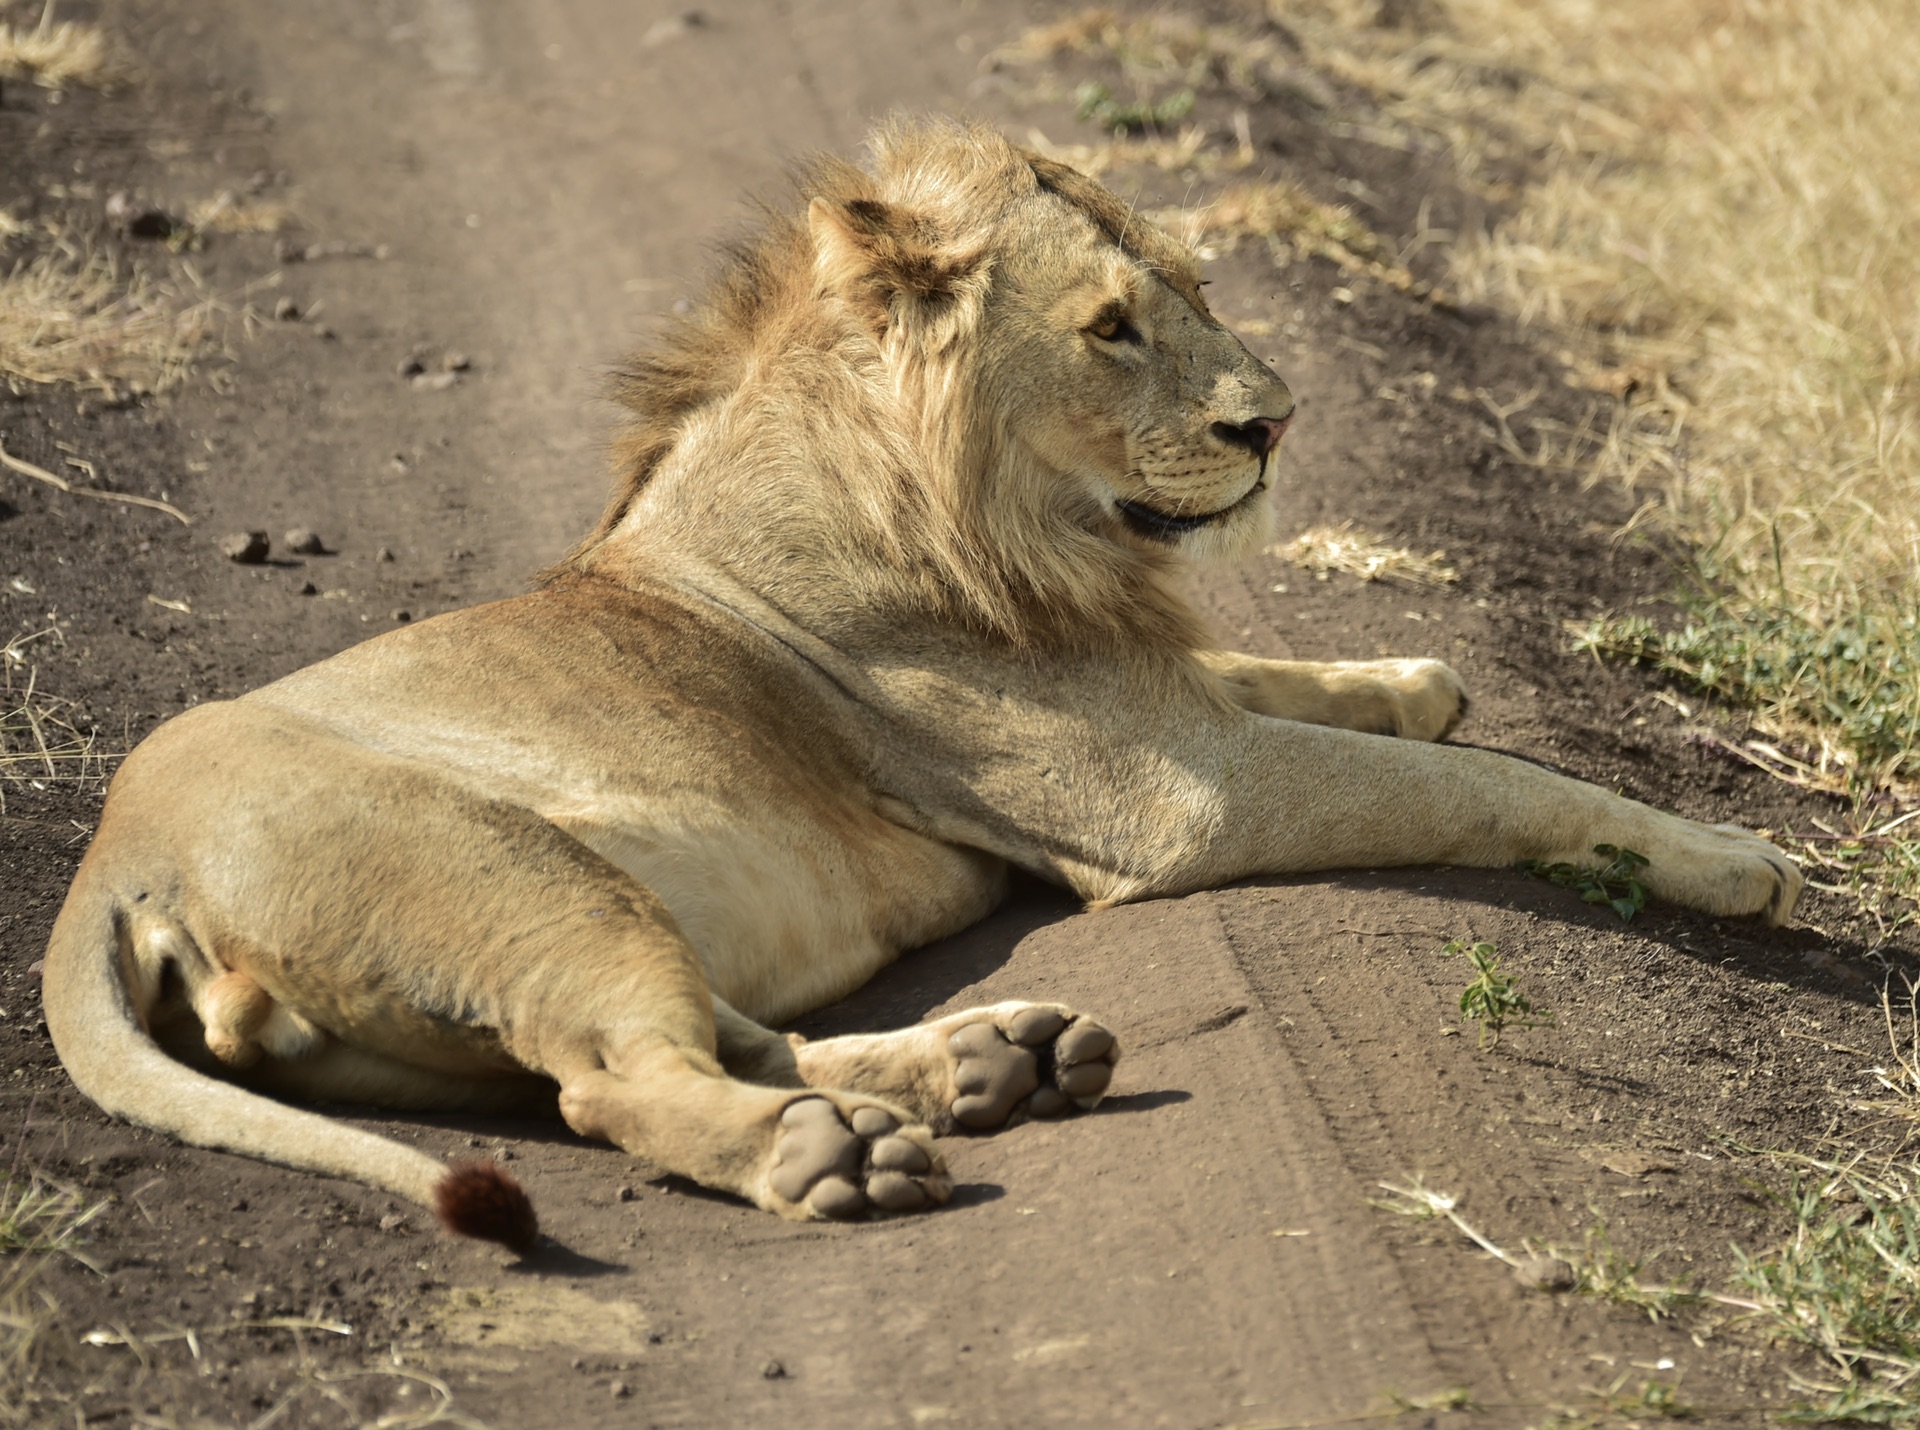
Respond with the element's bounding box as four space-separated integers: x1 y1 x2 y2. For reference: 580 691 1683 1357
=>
1197 650 1467 741
1124 714 1804 925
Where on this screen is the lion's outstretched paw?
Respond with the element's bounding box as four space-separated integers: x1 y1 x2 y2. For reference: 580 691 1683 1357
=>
947 1007 1118 1131
1381 658 1469 742
768 1097 951 1219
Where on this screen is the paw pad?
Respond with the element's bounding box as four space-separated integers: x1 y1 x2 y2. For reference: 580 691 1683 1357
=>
946 1009 1118 1131
769 1098 950 1219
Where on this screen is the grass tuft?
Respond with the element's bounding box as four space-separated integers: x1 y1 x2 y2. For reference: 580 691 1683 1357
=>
0 238 221 395
1271 522 1458 587
0 659 109 812
0 1 123 91
1731 1160 1920 1421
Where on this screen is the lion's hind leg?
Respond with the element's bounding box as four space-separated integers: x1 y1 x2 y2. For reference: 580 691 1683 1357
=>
554 1041 950 1218
773 1002 1120 1134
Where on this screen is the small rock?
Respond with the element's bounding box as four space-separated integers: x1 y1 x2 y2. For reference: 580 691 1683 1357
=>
1511 1253 1577 1292
616 1185 636 1203
411 370 458 391
272 297 301 321
284 528 326 555
314 325 338 341
105 190 177 240
231 1198 249 1213
377 1213 409 1233
298 580 318 596
26 959 44 978
392 609 412 622
760 1359 787 1381
609 1380 631 1399
441 352 471 372
396 355 426 378
220 531 270 564
376 546 396 562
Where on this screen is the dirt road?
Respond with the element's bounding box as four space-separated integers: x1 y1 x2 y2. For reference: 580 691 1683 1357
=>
2 2 1910 1425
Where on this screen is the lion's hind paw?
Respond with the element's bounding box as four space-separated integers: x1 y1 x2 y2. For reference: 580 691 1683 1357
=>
768 1097 951 1219
948 1007 1118 1131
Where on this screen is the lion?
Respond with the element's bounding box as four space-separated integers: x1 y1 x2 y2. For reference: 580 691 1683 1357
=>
42 121 1801 1250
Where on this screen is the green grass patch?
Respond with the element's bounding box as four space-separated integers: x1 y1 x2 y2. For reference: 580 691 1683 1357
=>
1573 603 1920 787
1074 81 1195 134
1733 1164 1920 1422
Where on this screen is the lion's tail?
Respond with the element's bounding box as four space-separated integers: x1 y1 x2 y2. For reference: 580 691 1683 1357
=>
41 866 538 1253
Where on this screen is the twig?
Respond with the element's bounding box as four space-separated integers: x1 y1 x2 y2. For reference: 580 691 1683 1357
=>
0 437 189 525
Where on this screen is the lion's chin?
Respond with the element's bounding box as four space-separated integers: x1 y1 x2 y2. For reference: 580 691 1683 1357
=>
1115 476 1269 545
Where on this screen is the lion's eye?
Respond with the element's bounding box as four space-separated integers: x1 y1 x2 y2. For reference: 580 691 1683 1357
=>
1086 312 1142 345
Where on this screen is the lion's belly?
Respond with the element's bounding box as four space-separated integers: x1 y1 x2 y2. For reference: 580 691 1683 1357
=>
551 807 1005 1027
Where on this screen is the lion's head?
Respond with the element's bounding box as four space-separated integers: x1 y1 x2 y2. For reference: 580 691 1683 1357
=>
560 121 1294 647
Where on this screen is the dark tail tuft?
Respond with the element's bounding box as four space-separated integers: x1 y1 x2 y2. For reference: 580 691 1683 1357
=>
434 1159 540 1254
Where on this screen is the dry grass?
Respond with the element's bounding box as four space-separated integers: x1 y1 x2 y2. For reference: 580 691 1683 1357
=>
1251 0 1918 805
0 0 123 90
0 234 220 395
185 190 294 238
0 655 110 812
1272 521 1458 587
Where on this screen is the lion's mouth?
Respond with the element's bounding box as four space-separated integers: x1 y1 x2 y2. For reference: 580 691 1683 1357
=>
1116 473 1268 542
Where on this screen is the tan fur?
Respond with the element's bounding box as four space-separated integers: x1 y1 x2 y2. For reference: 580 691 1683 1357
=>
42 121 1801 1233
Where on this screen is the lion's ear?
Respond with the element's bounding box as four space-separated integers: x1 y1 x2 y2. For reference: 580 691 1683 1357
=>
808 196 980 320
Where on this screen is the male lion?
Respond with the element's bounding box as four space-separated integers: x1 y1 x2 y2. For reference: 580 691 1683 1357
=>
43 122 1801 1249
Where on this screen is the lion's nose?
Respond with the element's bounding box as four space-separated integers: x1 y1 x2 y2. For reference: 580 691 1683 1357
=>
1210 415 1291 457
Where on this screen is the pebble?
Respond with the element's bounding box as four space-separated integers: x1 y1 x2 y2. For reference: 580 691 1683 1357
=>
442 352 471 372
283 528 326 555
220 531 270 564
616 1185 636 1202
392 609 412 622
376 546 396 562
273 297 301 321
760 1359 787 1381
377 1213 409 1233
105 190 176 239
396 355 426 378
1511 1253 1578 1292
411 370 459 391
609 1380 631 1399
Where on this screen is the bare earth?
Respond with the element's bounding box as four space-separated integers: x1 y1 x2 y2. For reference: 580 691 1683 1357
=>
3 2 1915 1426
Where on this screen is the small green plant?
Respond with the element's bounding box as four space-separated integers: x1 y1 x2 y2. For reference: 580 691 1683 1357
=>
1519 844 1650 922
1592 1377 1696 1420
1574 1215 1699 1320
1446 939 1555 1047
1074 81 1195 133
